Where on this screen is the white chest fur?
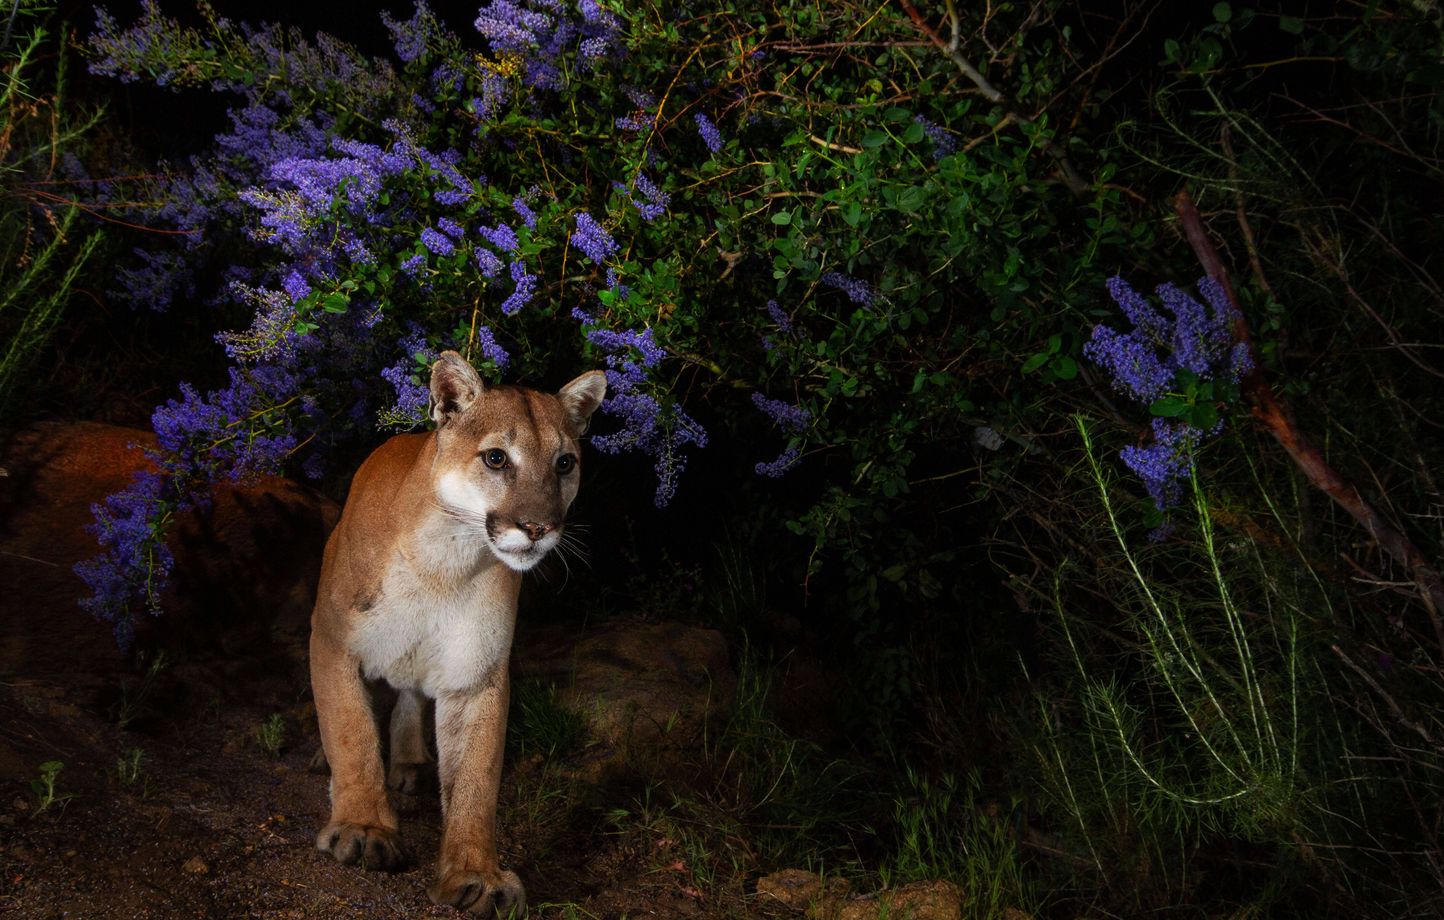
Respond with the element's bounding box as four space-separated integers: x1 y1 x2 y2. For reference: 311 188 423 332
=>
348 521 517 697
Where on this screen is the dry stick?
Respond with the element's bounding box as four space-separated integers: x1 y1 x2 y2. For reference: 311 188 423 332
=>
1331 644 1435 747
1173 189 1444 657
895 0 1089 197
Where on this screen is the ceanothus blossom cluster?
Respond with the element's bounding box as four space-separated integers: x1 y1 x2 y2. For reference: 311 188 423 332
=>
583 325 707 507
752 392 811 477
821 271 877 306
379 327 440 429
913 115 958 160
1084 275 1255 534
614 173 670 221
694 112 723 153
76 365 303 646
381 1 450 63
571 212 618 262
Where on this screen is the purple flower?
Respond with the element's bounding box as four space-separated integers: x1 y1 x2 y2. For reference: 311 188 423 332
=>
478 223 519 252
755 446 800 478
586 326 664 367
694 112 723 153
474 247 503 278
474 0 552 55
765 299 792 334
381 1 446 63
512 196 538 229
615 112 652 132
379 328 437 429
752 392 810 434
1157 282 1231 377
1083 325 1173 403
475 325 509 368
913 115 958 160
1106 275 1169 343
420 227 455 256
605 267 631 302
571 212 617 263
617 172 670 221
500 260 536 315
437 216 466 240
401 252 426 276
821 271 876 306
1120 419 1201 510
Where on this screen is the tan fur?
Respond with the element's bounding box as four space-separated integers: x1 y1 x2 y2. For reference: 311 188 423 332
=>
310 352 605 916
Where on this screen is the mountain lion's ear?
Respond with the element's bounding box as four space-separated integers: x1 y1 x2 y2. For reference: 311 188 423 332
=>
557 370 607 437
430 351 484 427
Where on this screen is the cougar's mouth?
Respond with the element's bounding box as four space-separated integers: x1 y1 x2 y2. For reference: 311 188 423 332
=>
484 513 562 572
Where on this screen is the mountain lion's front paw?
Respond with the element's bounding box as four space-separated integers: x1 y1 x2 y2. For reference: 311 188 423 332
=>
428 867 526 917
315 821 404 870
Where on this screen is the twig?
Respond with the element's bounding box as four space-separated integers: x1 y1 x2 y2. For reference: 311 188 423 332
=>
1174 189 1444 657
808 134 863 155
1220 125 1273 295
895 0 1089 197
1331 644 1436 748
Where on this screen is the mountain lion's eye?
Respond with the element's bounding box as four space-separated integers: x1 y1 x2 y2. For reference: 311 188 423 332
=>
483 448 509 469
555 453 576 474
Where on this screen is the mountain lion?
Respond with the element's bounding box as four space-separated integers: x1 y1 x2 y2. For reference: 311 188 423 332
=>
309 351 606 916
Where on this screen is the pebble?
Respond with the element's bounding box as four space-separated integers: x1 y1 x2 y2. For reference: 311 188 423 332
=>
182 856 209 875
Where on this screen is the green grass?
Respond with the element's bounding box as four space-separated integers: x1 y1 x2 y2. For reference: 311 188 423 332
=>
509 679 586 759
254 713 286 758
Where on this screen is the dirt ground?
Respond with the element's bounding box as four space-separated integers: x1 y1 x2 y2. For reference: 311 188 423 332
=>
0 638 776 919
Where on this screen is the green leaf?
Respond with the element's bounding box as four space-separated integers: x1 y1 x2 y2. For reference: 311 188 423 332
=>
1212 2 1231 23
1150 396 1190 418
903 121 926 144
1278 15 1303 34
860 130 888 149
1189 402 1220 431
1050 355 1078 380
322 293 349 314
771 210 793 225
1021 352 1050 374
897 187 927 212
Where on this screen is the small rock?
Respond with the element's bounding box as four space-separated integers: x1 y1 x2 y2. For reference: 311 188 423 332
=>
182 856 209 875
757 869 851 909
827 880 964 920
12 797 27 812
0 814 14 826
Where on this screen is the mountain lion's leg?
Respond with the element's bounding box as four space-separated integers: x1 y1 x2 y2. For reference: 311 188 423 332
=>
388 687 432 794
427 667 525 916
311 628 403 869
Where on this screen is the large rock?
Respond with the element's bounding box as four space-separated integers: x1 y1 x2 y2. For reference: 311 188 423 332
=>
0 422 339 686
513 620 737 773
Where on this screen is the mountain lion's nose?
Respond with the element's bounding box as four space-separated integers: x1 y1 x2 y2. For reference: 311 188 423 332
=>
518 521 555 542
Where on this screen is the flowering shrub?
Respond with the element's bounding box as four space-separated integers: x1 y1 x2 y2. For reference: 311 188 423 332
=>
76 0 1123 672
1083 276 1253 536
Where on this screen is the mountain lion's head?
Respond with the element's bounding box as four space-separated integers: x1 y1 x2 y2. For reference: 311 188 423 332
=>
427 351 607 573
